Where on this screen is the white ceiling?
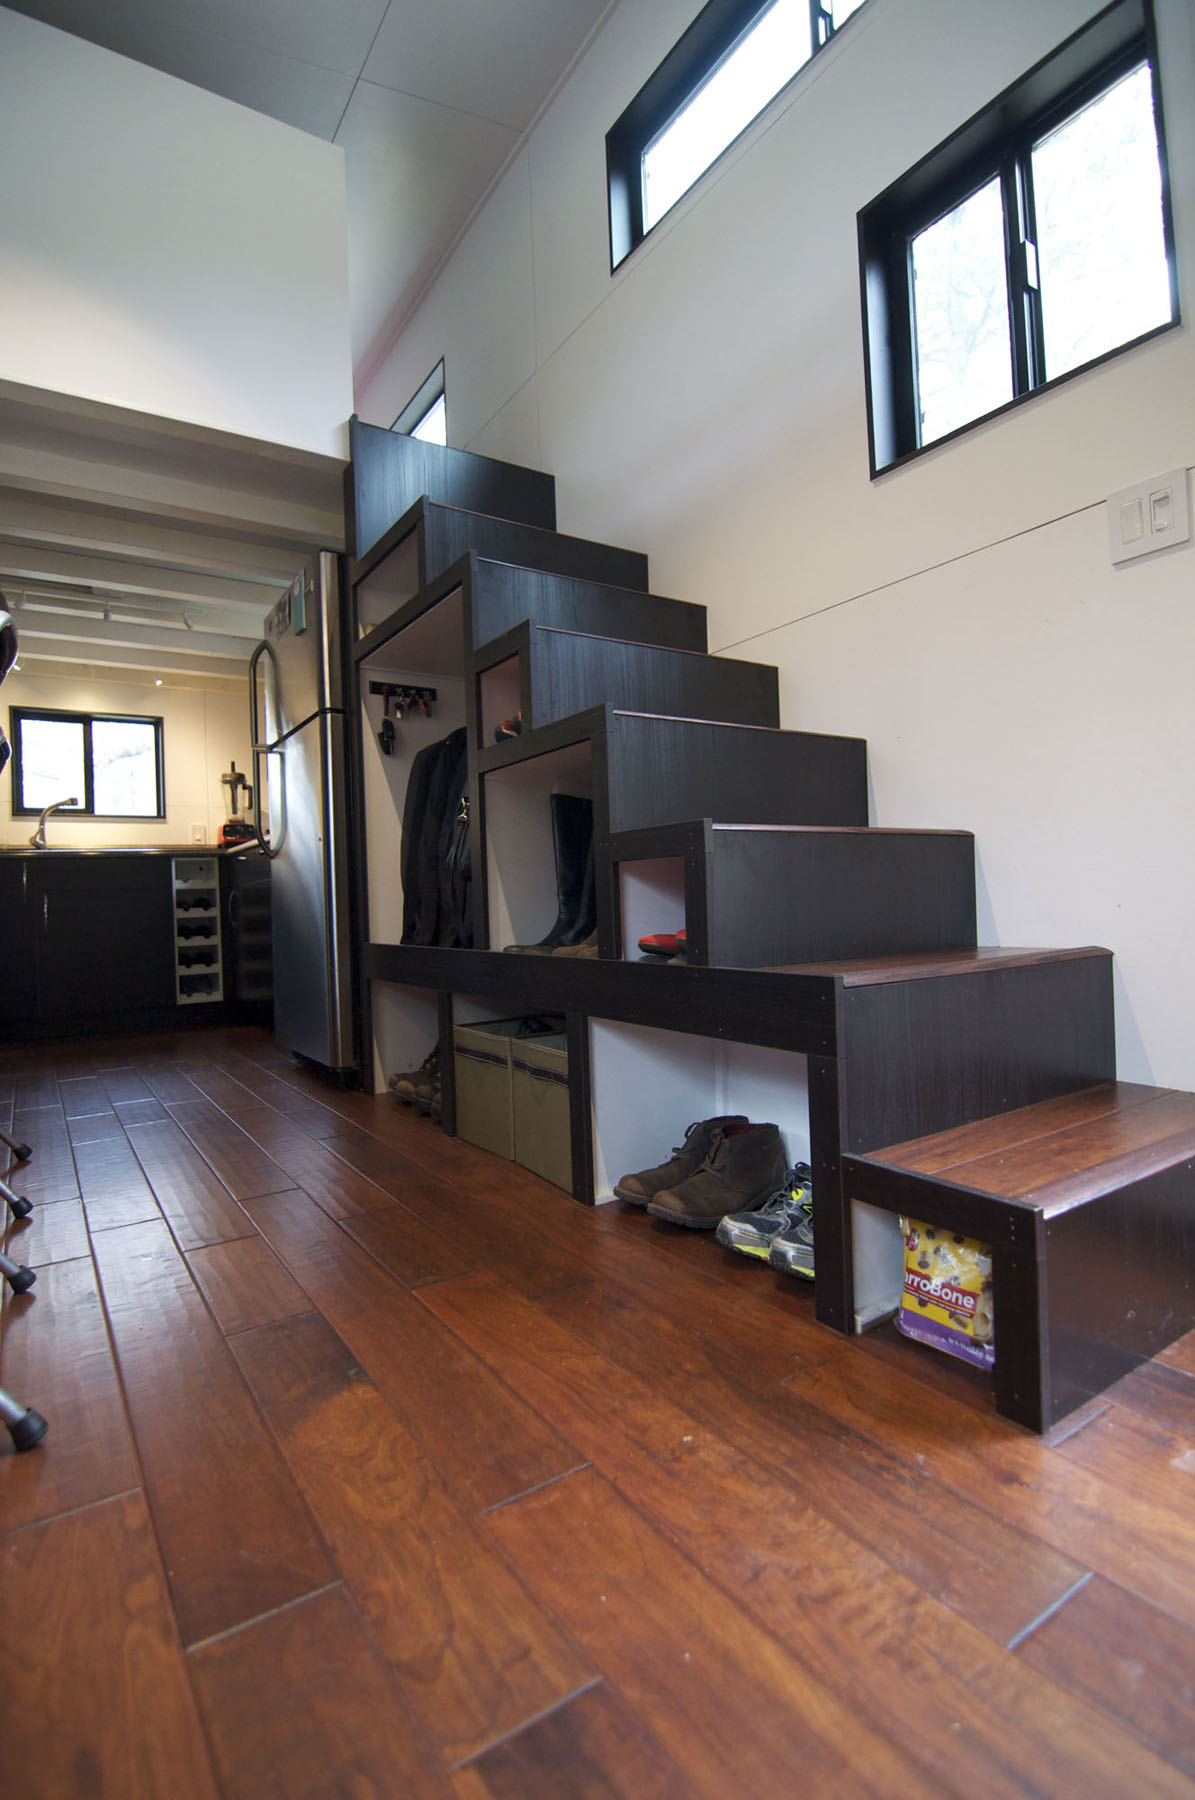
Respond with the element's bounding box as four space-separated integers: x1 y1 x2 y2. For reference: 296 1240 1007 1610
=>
0 0 615 690
5 0 614 381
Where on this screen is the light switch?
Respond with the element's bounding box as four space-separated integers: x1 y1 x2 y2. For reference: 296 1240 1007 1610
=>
1108 468 1191 564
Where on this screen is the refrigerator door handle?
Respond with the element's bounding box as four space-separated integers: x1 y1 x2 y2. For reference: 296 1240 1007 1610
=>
252 745 287 859
248 638 270 751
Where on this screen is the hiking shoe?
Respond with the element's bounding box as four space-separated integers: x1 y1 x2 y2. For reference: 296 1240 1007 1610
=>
613 1115 748 1207
768 1189 816 1280
716 1163 813 1260
388 1046 440 1105
649 1122 787 1229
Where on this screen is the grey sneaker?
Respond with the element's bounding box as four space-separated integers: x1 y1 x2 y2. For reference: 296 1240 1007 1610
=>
613 1116 748 1206
768 1187 815 1280
716 1164 813 1261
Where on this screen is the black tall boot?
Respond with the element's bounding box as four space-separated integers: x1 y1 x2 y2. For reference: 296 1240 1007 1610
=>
504 794 594 953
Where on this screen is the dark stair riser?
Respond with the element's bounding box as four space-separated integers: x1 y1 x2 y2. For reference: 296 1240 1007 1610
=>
478 622 780 734
468 558 706 654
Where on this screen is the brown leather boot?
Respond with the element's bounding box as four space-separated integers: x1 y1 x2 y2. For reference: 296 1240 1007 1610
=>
648 1122 787 1229
613 1116 749 1207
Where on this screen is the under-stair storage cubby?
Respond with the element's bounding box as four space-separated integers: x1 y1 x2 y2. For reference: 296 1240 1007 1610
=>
482 740 594 953
453 1013 565 1161
358 589 468 950
172 856 223 1004
371 979 444 1098
609 821 978 966
347 423 1195 1433
590 1020 810 1209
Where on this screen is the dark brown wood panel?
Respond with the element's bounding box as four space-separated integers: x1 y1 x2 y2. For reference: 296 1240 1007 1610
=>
452 1681 693 1799
185 1236 312 1336
187 1582 451 1800
125 1116 255 1250
231 1310 595 1764
90 1217 334 1645
8 1104 79 1200
540 1275 1086 1647
165 1097 297 1201
424 1273 1190 1799
3 1194 89 1266
485 1466 929 1799
870 1080 1164 1171
239 1187 586 1512
790 1353 1195 1634
0 1255 140 1534
341 1202 484 1288
939 1092 1195 1202
1015 1574 1195 1777
230 1108 399 1217
0 1492 220 1798
74 1132 164 1231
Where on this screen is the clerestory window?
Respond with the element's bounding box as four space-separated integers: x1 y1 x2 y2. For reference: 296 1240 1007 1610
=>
608 0 868 269
858 0 1178 474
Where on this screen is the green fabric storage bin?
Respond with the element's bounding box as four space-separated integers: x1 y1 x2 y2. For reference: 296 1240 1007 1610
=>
512 1033 571 1191
452 1016 561 1159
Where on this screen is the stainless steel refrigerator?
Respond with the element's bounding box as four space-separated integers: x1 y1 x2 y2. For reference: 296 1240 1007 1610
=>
249 550 355 1074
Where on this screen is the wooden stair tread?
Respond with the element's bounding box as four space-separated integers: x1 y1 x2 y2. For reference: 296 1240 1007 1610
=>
859 1086 1195 1216
766 945 1110 986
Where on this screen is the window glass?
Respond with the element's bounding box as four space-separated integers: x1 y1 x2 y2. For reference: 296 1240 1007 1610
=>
911 177 1013 446
1033 63 1170 380
18 716 85 811
92 717 160 816
410 392 447 445
642 0 812 232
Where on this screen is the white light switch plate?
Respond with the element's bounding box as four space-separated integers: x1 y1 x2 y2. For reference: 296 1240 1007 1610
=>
1108 468 1191 564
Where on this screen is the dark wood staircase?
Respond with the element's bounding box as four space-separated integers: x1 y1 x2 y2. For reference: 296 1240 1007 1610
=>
347 418 1195 1431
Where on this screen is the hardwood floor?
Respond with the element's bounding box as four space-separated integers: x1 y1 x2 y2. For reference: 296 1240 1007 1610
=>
3 1024 1195 1798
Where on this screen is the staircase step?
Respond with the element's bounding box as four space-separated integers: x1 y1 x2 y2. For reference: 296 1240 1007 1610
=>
611 820 976 967
477 625 780 738
467 558 707 655
843 1083 1195 1430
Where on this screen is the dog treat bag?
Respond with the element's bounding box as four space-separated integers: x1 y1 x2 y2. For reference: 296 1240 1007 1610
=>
897 1218 995 1371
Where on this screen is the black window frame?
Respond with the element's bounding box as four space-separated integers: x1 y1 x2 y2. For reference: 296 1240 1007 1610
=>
8 706 166 820
858 0 1179 476
607 0 865 270
391 360 446 438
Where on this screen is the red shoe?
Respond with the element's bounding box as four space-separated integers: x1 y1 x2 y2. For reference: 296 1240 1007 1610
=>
638 929 686 956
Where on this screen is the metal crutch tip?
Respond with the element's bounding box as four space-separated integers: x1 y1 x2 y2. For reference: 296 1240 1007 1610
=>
7 1264 36 1293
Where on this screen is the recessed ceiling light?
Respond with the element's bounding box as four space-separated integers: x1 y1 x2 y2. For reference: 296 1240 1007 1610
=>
154 678 163 686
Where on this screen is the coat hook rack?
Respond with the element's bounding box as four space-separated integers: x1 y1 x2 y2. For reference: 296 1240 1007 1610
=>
369 682 436 754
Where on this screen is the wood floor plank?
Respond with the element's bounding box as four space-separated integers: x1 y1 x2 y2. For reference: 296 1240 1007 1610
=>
59 1073 116 1119
485 1467 924 1800
0 1492 220 1799
320 1128 588 1299
0 1256 140 1533
113 1096 170 1126
424 1273 1195 1800
1015 1574 1195 1778
340 1201 485 1289
225 1106 400 1218
452 1681 695 1799
1159 1330 1195 1377
185 1236 311 1336
7 1106 79 1201
204 1049 355 1137
99 1065 156 1105
540 1276 1087 1647
231 1309 596 1764
788 1352 1195 1636
238 1188 586 1512
75 1132 164 1230
187 1583 452 1799
125 1116 255 1250
68 1108 130 1146
166 1059 267 1120
165 1096 298 1200
1053 1404 1195 1520
1106 1360 1195 1435
90 1217 334 1645
3 1194 90 1267
142 1063 207 1105
12 1068 64 1110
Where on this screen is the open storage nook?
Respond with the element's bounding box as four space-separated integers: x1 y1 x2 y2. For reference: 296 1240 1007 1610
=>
347 424 1195 1434
590 1020 810 1207
482 740 594 953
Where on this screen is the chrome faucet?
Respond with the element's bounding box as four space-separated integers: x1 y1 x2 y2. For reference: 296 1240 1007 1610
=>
29 797 79 849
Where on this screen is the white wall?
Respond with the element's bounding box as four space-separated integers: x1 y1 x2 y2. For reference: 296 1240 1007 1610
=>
359 0 1195 1088
1 669 251 850
0 8 352 459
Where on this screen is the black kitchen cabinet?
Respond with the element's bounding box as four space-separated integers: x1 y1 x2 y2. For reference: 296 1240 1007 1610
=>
0 858 40 1030
1 852 175 1033
221 846 273 1022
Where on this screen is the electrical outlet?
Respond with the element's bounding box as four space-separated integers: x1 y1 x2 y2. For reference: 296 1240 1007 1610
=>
1108 468 1191 565
191 824 206 844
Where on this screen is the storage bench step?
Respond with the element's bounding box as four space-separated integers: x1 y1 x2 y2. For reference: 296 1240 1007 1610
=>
843 1081 1195 1431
